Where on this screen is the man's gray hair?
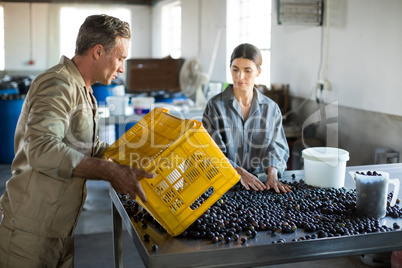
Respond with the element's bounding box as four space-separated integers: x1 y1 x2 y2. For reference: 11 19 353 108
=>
75 14 131 55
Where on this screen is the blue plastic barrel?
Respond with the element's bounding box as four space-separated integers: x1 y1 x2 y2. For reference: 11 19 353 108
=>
115 121 137 140
0 88 18 95
0 79 19 95
92 83 114 105
0 95 25 163
92 80 124 105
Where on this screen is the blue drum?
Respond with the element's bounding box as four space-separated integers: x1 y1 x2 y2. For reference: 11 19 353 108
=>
0 94 25 163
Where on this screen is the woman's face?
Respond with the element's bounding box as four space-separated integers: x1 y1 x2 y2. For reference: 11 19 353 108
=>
230 58 261 92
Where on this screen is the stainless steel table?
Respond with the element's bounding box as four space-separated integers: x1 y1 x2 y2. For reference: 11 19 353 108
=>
110 163 402 268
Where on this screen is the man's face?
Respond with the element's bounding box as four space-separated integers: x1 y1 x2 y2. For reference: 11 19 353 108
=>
96 37 129 85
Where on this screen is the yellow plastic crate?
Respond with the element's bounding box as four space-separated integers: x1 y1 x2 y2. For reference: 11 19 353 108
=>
103 108 240 236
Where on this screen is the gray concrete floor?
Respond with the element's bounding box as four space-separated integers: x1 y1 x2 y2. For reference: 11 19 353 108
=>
0 163 385 267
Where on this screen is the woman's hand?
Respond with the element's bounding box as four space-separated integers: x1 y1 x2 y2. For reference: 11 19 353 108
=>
265 166 291 193
236 167 266 191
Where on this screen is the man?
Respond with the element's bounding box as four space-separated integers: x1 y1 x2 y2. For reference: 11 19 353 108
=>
0 14 153 267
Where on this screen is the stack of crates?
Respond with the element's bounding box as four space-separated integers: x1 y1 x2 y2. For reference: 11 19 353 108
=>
103 108 240 236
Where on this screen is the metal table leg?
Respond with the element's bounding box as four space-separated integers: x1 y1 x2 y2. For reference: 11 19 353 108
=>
112 200 123 268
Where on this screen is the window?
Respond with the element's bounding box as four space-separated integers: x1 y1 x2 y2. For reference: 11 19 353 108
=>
59 6 131 59
161 1 181 58
0 6 4 70
227 0 272 86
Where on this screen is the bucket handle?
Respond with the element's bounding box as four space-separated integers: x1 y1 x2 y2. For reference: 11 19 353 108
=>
389 178 400 207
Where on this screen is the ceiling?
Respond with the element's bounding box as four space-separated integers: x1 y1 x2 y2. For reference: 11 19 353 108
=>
0 0 154 4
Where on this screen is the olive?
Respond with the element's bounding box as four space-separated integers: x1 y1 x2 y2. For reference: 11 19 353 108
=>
233 233 240 241
143 234 150 242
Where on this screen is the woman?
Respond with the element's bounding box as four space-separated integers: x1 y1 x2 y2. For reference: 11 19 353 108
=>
202 43 291 193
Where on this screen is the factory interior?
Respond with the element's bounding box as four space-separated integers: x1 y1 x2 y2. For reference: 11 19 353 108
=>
0 0 401 267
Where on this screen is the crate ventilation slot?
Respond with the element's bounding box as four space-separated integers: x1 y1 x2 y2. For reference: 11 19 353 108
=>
166 169 181 185
162 188 176 203
173 178 188 193
205 166 219 180
154 180 169 195
169 198 184 213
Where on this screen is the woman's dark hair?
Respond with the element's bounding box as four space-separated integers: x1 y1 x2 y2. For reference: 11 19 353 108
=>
75 14 131 55
230 43 262 69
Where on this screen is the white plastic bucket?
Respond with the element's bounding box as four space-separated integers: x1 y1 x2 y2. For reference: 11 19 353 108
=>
112 85 125 96
106 96 129 115
302 147 350 188
131 97 155 114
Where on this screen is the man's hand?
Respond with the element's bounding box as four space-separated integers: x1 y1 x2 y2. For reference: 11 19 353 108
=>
107 164 154 203
72 156 154 203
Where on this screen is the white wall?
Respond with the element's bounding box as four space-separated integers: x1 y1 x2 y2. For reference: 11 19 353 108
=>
2 3 152 73
4 3 49 71
180 0 199 58
197 0 226 83
328 0 402 116
130 5 152 58
151 0 164 58
271 0 402 165
155 0 227 83
271 0 402 116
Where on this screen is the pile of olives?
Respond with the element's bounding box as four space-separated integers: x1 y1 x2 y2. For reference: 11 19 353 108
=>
356 171 382 176
119 177 402 244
